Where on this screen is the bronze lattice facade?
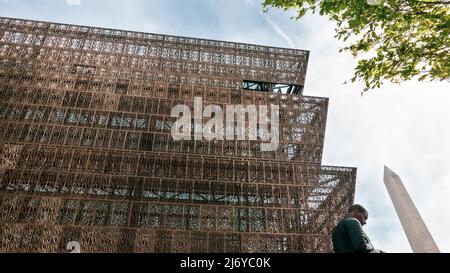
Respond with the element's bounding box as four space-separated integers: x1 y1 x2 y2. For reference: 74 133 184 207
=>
0 17 356 253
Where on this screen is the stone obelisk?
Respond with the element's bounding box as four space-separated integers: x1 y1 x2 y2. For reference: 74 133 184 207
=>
383 166 440 253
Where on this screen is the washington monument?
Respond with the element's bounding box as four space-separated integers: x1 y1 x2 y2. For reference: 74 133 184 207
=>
383 166 440 253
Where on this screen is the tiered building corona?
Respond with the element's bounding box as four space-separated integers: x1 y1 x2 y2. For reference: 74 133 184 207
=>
0 17 356 253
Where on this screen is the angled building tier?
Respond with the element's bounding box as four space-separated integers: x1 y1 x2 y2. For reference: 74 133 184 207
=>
0 17 356 253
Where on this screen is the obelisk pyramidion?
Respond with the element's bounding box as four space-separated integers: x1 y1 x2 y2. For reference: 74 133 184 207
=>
383 166 440 253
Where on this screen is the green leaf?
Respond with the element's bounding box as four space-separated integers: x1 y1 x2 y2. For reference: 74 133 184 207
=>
262 0 450 92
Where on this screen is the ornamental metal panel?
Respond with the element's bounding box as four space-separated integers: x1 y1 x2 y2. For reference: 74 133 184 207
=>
0 17 356 253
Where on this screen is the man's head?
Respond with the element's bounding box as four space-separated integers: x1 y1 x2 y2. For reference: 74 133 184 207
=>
348 204 368 226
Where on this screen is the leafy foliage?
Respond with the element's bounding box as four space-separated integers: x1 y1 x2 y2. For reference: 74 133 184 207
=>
263 0 450 91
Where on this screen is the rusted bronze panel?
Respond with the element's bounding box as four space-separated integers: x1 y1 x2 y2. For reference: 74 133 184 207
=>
0 17 355 253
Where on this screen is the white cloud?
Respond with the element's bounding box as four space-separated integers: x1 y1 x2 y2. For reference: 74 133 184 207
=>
66 0 81 6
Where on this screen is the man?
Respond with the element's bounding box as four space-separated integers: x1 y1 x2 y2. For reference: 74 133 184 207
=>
332 204 383 253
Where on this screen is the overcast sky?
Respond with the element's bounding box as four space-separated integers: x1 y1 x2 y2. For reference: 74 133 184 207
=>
1 0 449 253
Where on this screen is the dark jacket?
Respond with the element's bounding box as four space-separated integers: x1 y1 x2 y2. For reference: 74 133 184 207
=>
332 217 380 253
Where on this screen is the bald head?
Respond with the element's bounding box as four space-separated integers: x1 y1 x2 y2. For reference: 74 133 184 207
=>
348 204 369 226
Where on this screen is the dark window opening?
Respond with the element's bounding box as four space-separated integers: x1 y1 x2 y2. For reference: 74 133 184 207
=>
116 79 129 94
243 81 303 95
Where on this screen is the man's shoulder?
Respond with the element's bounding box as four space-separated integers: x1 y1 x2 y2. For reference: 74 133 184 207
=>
340 217 361 227
342 217 360 223
334 217 357 232
333 217 362 235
